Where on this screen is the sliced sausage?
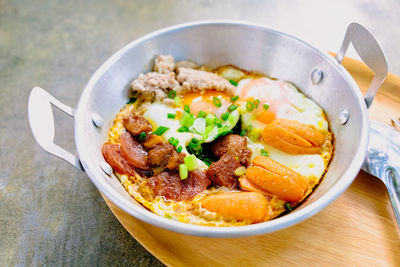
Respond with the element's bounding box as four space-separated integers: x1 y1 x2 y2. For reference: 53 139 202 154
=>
120 132 149 170
245 156 308 202
102 143 138 176
201 192 268 223
123 113 153 136
206 154 241 189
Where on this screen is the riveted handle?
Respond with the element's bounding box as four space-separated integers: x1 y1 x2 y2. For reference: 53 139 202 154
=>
336 22 388 108
28 87 83 170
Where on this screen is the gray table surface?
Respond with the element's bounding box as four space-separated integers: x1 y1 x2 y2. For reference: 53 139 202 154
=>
1 0 399 266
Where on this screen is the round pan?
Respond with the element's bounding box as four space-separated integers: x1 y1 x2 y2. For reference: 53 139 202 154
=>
29 20 387 237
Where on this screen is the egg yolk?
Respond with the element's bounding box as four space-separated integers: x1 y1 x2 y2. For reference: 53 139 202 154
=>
182 90 231 115
239 78 290 124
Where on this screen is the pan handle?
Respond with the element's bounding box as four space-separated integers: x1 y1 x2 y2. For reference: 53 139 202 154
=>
335 22 388 108
28 87 83 170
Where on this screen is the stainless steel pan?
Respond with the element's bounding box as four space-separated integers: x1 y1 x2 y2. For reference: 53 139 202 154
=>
28 21 396 237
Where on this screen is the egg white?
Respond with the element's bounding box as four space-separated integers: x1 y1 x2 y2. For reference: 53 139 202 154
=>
237 78 328 131
246 138 326 181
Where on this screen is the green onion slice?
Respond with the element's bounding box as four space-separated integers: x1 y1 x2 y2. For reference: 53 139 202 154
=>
253 99 260 108
221 112 229 121
263 104 270 111
179 164 188 180
153 126 169 136
177 145 183 153
230 95 239 102
228 104 238 112
246 101 254 111
184 104 190 113
177 125 189 132
285 202 293 211
213 97 222 107
167 113 176 119
138 132 147 141
197 110 207 118
184 155 198 171
260 149 269 156
168 90 176 99
229 80 238 86
205 113 216 126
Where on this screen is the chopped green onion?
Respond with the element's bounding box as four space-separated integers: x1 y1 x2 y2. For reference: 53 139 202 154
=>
153 126 169 136
193 118 206 134
168 137 179 147
253 99 260 108
215 118 223 127
168 90 177 99
221 112 229 121
285 202 293 212
228 104 238 112
167 113 176 119
197 110 207 118
229 80 238 86
174 96 182 106
228 111 239 125
138 132 147 141
230 95 239 102
233 166 246 176
180 112 195 127
184 104 190 113
179 164 188 180
177 125 189 132
246 101 254 111
248 128 261 141
184 155 198 171
165 214 172 219
260 149 269 156
127 97 137 104
263 104 270 111
176 145 183 153
205 113 216 126
213 97 222 107
191 138 199 144
240 129 246 136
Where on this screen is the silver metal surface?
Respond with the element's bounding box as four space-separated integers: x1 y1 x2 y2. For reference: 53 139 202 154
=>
92 113 104 128
335 22 388 108
311 69 323 84
100 162 113 176
362 120 400 228
28 87 83 170
337 109 350 125
29 21 386 237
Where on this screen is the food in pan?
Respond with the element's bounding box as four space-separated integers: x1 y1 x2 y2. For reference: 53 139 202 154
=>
102 55 333 226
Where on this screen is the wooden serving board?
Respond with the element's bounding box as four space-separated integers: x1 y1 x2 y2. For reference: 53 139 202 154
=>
103 56 400 266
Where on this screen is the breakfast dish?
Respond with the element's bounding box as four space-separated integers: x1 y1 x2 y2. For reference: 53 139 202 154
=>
102 55 333 226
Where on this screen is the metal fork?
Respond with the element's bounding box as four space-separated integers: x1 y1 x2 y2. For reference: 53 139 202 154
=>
362 119 400 228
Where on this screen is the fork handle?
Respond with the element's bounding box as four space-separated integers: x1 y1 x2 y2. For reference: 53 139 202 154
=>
384 166 400 228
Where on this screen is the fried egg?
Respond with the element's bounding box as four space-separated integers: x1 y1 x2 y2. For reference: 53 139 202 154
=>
237 77 328 132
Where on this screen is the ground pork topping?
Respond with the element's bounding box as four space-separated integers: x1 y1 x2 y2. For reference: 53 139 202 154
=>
176 67 236 95
154 55 175 74
130 72 181 101
175 60 197 71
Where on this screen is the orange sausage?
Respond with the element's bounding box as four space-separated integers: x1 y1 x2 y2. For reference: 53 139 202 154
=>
201 192 268 223
261 119 324 154
245 156 308 202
